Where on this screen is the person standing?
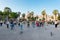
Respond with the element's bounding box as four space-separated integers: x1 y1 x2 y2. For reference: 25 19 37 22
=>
32 21 35 28
39 20 42 27
6 21 9 28
10 20 14 30
18 21 20 26
55 20 58 28
0 20 3 26
41 20 45 27
20 20 23 33
36 21 39 27
14 21 16 25
27 21 30 28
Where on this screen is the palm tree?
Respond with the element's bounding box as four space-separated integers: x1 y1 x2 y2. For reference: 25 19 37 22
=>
9 12 19 20
22 13 25 20
58 13 60 20
18 12 21 18
22 13 25 18
31 17 35 21
0 11 3 15
4 7 12 14
27 11 34 21
35 15 39 20
30 11 34 17
4 7 12 21
27 11 31 21
51 16 54 19
46 14 47 21
53 10 59 20
41 10 46 20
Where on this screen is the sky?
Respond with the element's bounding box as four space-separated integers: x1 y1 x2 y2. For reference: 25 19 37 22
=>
0 0 60 15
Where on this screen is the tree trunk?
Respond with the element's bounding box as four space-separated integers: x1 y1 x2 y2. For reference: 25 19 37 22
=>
55 15 56 20
46 15 47 22
43 15 44 18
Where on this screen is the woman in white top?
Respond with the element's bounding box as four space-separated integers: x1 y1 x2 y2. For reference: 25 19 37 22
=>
6 21 9 28
55 20 58 28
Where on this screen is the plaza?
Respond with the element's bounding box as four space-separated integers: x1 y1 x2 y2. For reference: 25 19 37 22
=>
0 0 60 40
0 23 60 40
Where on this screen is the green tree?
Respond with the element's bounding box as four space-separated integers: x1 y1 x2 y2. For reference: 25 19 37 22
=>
4 7 12 21
58 16 60 20
35 15 39 20
9 12 19 19
27 17 31 21
51 16 54 19
58 13 60 20
30 11 34 17
27 11 34 21
22 13 26 21
18 12 21 17
22 13 25 18
42 18 45 20
53 10 59 20
0 11 3 20
0 11 3 15
31 17 35 21
46 14 47 21
4 7 11 15
41 10 46 20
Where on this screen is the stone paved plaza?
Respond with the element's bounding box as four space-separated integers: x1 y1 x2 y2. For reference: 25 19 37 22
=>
0 24 60 40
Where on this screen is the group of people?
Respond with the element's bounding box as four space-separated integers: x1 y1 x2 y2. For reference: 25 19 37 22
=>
0 20 15 30
0 19 59 33
0 20 45 32
27 20 45 28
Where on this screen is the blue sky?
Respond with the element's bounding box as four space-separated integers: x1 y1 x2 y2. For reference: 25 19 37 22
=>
0 0 60 15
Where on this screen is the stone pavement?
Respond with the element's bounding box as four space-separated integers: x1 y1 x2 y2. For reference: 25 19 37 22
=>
0 24 60 40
